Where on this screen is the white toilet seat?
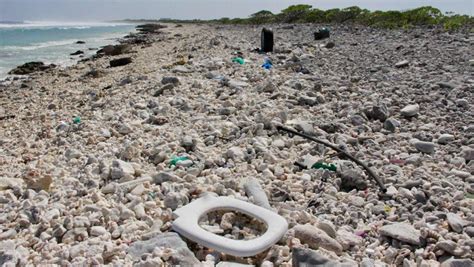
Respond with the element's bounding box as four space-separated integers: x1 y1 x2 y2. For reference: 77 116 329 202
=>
172 194 288 257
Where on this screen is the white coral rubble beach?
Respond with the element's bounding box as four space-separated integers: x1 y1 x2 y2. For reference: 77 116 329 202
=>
0 23 473 266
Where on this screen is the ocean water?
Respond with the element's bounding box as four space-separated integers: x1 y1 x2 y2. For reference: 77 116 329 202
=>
0 21 136 79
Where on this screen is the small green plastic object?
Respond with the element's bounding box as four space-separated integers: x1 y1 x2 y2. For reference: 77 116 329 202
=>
232 57 245 65
73 116 81 124
170 156 189 166
148 192 156 199
311 162 337 172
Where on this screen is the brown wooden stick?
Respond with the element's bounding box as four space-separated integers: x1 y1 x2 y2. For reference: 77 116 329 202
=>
276 125 386 192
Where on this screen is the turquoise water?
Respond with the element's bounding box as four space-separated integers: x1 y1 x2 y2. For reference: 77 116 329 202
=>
0 22 136 78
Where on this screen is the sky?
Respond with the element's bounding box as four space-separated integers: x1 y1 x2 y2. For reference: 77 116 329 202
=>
0 0 472 22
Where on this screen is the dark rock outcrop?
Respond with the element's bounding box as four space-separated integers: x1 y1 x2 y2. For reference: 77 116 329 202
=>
325 42 336 48
110 57 132 67
70 50 84 56
8 62 56 75
84 69 105 78
136 24 167 34
122 33 152 45
161 76 180 85
97 44 132 56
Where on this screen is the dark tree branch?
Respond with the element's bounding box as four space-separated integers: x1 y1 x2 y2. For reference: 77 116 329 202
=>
276 125 387 192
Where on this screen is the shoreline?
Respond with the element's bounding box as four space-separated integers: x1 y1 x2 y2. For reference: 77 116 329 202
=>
0 23 472 266
2 21 471 83
0 23 138 81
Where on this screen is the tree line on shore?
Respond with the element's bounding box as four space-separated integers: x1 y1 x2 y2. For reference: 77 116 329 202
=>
155 5 473 30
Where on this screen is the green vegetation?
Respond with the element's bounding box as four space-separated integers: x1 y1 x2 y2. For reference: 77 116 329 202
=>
156 5 472 31
279 4 312 23
248 10 274 24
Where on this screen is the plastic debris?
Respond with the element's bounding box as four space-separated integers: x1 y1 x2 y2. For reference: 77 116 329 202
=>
384 205 392 213
262 62 272 69
277 125 386 192
261 28 274 52
311 162 337 172
244 179 271 209
172 194 288 257
212 75 225 81
355 230 367 238
262 57 273 69
175 56 187 65
148 192 157 199
314 28 330 40
170 156 189 166
232 57 245 65
73 116 81 124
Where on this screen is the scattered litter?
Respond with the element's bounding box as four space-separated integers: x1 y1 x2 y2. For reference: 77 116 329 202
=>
262 62 272 69
312 162 337 172
261 28 274 52
232 51 244 57
314 28 330 40
262 57 273 69
232 57 245 65
172 194 288 257
212 74 226 81
56 121 69 131
175 56 187 65
276 125 387 193
244 179 271 209
384 205 392 213
389 158 405 165
170 156 189 166
110 57 132 67
73 116 81 124
355 230 367 238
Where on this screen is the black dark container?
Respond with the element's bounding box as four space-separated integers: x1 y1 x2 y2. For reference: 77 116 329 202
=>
261 28 274 52
314 28 330 40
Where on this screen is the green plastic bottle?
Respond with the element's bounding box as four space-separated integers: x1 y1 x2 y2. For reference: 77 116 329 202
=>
232 57 245 65
311 162 337 172
170 156 189 166
73 116 81 124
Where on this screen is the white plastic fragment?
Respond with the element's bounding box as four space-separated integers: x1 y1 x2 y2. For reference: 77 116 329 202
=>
243 179 271 210
172 194 288 257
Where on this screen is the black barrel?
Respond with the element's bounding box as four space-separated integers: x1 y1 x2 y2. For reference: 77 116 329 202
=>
261 28 274 52
314 28 330 40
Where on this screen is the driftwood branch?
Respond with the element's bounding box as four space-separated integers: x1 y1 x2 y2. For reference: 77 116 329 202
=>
276 125 387 192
